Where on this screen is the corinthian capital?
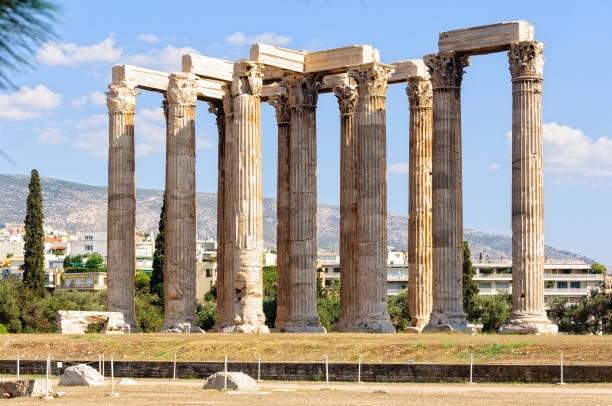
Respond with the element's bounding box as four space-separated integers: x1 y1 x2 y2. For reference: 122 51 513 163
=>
333 78 358 116
207 100 224 128
508 41 544 79
268 92 290 124
283 73 321 108
107 81 136 113
232 61 264 97
406 77 433 108
167 73 198 105
424 52 469 88
349 63 393 98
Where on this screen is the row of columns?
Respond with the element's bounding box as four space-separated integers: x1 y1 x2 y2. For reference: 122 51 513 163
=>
107 39 554 334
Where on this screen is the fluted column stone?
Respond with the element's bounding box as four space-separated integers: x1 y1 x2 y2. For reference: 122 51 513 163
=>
333 78 359 331
106 82 138 330
282 73 325 333
501 41 557 334
269 92 291 330
162 73 201 332
406 76 433 333
424 53 469 332
348 63 395 333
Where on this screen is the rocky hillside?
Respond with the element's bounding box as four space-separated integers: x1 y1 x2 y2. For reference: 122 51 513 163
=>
0 174 592 262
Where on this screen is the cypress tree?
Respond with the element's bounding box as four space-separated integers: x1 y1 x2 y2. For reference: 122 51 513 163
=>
463 240 480 320
150 193 165 307
22 169 46 297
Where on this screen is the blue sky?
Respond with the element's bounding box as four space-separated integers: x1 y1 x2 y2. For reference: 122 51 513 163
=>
1 0 611 263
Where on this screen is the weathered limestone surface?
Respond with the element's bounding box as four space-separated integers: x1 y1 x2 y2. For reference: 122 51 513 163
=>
347 63 395 333
501 41 557 335
250 43 305 73
163 73 201 332
388 60 429 84
56 310 128 334
223 62 269 333
106 82 138 330
282 73 325 333
182 54 234 82
439 21 534 55
59 365 105 386
305 45 380 73
269 92 291 330
203 372 258 391
0 380 50 398
406 76 433 333
424 53 469 332
333 78 359 332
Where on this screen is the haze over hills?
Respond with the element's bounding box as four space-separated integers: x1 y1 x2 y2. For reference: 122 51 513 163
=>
0 174 593 263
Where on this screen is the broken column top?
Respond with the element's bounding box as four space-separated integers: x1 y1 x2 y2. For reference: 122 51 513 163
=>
438 20 534 55
388 60 429 84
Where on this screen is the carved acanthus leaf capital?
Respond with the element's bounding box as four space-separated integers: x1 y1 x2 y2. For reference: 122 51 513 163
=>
232 61 264 97
406 77 433 108
207 100 224 129
333 78 358 115
348 63 393 98
268 92 290 124
508 41 544 79
167 73 198 105
283 73 321 108
424 52 469 88
107 81 136 113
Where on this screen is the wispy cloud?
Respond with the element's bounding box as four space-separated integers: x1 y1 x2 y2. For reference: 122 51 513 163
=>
71 91 107 108
137 33 159 43
37 126 67 144
36 35 122 65
388 162 409 174
488 163 500 171
0 85 61 120
125 45 199 72
224 32 291 47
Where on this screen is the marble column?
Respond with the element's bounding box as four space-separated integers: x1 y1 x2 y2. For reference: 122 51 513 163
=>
349 63 395 333
227 61 269 333
423 52 469 332
269 92 291 330
333 78 359 331
406 76 433 333
282 73 325 333
501 41 557 334
163 73 201 332
106 81 138 330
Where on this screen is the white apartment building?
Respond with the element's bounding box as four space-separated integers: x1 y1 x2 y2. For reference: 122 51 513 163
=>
69 231 107 258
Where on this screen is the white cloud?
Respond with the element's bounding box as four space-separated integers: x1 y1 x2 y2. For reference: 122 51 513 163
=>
126 45 199 72
388 162 409 174
197 136 214 150
137 33 159 43
74 130 107 158
488 163 500 171
135 107 165 157
0 85 61 120
224 32 291 47
543 122 612 178
36 35 122 65
75 114 106 130
71 91 107 108
37 126 66 144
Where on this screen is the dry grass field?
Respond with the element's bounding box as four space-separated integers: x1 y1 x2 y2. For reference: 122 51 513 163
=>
1 333 612 365
2 377 612 405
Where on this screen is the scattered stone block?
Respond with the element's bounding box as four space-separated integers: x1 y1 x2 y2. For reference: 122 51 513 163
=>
0 379 50 398
56 310 127 334
203 372 257 391
59 364 106 386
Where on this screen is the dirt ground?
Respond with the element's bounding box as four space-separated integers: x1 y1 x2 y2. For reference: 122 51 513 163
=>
1 333 612 365
2 377 612 405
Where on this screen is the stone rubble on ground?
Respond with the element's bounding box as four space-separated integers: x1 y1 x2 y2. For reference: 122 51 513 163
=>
0 379 51 398
59 364 106 386
203 372 258 391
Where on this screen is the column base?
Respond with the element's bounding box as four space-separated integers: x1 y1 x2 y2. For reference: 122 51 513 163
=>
281 317 326 333
334 317 396 333
499 312 558 335
403 316 430 334
210 323 270 334
404 326 424 334
423 311 468 333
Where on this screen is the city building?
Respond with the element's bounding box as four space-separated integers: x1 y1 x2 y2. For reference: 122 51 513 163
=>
68 231 107 258
57 271 107 291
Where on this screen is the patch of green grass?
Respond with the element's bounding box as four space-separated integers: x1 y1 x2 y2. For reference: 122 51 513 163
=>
460 343 525 361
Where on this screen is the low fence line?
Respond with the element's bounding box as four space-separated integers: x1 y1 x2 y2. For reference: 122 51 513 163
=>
0 359 611 383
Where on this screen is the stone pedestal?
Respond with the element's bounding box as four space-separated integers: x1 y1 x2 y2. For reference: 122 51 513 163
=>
347 63 395 333
162 73 201 332
423 53 469 333
223 62 269 333
106 82 138 330
501 41 557 335
333 78 359 332
282 73 325 333
269 93 291 330
406 76 433 333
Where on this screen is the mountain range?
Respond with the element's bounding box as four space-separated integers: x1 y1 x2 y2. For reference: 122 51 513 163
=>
0 174 592 262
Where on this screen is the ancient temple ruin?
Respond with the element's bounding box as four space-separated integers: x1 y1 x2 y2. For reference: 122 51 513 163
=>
106 20 557 334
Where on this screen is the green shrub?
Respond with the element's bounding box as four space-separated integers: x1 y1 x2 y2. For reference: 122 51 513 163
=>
387 291 411 331
196 301 216 331
0 280 22 332
135 292 163 332
0 324 8 334
471 292 512 332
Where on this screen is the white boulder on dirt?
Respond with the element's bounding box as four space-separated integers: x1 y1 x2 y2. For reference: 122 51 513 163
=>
203 372 258 391
59 364 105 386
118 378 138 386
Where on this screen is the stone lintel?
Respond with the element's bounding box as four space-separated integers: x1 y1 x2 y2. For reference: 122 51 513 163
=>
388 59 429 84
250 43 305 73
182 54 234 82
438 20 534 55
305 45 380 74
